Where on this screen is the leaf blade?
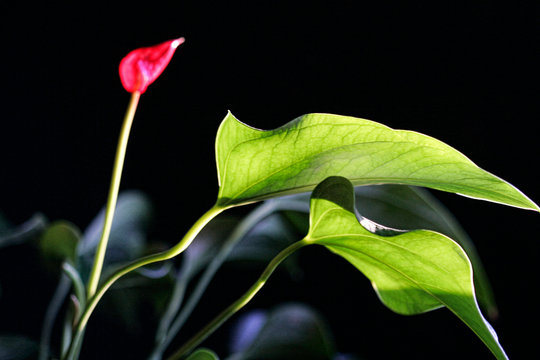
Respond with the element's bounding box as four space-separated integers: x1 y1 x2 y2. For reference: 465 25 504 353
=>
215 112 538 212
354 185 498 318
307 176 507 359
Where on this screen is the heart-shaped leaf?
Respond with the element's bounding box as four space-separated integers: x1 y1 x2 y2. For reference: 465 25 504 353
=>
275 185 498 318
215 112 538 213
307 176 507 359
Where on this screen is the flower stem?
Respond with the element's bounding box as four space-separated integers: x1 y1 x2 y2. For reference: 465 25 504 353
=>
166 238 310 360
86 91 141 298
63 204 225 360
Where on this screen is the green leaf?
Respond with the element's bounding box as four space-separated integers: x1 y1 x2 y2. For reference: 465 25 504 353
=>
215 112 538 212
306 176 507 360
354 185 498 318
274 186 498 318
40 221 81 264
186 348 219 360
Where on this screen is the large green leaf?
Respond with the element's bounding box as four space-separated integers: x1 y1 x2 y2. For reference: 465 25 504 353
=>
354 185 498 318
274 185 498 318
215 112 538 212
306 176 507 359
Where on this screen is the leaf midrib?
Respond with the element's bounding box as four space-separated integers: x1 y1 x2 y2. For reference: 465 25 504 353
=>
221 137 470 203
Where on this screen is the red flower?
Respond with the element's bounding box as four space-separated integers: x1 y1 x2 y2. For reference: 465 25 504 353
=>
119 37 185 93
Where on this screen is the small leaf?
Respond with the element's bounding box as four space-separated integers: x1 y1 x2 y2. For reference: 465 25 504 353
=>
215 112 538 212
227 303 335 360
307 176 507 360
186 348 219 360
40 221 81 264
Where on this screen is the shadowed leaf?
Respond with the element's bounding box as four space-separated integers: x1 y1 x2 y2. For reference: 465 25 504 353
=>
227 303 334 360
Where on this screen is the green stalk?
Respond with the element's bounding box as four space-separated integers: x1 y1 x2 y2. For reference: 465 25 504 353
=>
166 238 310 360
86 91 141 298
63 204 225 360
62 262 86 313
150 198 309 359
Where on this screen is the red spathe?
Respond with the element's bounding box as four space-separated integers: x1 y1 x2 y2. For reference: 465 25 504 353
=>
119 37 184 93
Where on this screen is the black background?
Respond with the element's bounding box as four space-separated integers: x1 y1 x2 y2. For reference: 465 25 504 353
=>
1 1 538 359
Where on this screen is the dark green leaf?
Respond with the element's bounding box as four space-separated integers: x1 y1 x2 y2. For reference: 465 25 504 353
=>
227 303 335 360
78 190 153 278
228 213 299 266
40 221 81 264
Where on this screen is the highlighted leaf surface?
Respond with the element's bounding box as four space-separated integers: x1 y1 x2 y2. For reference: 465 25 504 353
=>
215 112 538 211
307 176 507 359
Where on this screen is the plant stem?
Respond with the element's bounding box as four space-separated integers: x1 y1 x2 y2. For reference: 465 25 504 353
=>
150 198 309 359
86 91 141 298
63 204 225 360
166 238 310 360
39 275 71 360
62 262 87 313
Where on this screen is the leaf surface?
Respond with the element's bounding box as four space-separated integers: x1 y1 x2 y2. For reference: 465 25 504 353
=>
215 112 538 212
307 176 507 359
354 185 497 317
